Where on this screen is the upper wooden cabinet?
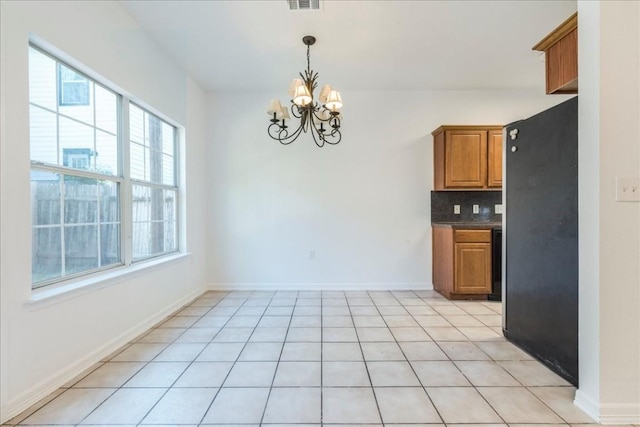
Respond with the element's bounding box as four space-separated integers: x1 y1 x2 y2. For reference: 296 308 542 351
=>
533 12 578 95
432 125 503 190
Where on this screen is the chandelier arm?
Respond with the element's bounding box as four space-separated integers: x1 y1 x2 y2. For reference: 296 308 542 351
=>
319 123 341 145
279 125 306 145
268 120 306 145
310 104 323 121
309 117 325 148
268 122 288 140
312 107 336 123
290 103 303 119
323 129 342 145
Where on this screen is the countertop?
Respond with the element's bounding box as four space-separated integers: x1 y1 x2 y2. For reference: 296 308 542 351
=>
432 221 502 229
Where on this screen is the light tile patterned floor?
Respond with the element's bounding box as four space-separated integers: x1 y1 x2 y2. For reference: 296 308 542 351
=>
3 290 609 426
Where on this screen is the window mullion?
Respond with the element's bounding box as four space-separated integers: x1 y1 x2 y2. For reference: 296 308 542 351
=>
59 176 66 277
31 162 123 182
96 186 102 269
120 98 132 267
92 80 102 269
174 126 180 253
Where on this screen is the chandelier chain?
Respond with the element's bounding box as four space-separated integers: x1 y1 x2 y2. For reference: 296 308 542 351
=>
307 44 311 75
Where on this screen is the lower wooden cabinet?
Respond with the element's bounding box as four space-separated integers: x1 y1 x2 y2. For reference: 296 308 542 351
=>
433 226 493 299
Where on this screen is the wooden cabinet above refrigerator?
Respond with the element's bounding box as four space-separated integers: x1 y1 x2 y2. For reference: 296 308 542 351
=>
533 12 578 95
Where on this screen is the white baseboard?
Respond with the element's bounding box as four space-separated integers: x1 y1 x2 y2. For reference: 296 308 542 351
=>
1 286 206 424
575 390 640 424
599 403 640 425
207 282 434 291
574 389 600 423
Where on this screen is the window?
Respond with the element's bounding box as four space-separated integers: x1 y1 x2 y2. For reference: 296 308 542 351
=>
58 64 90 106
29 45 179 288
129 104 178 260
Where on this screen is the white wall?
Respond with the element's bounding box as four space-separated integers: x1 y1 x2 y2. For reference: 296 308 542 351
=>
207 90 565 289
576 0 640 423
0 1 208 422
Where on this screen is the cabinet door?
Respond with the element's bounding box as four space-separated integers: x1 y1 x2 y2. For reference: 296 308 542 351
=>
454 242 492 294
487 130 503 188
445 130 487 188
546 27 578 94
432 226 454 297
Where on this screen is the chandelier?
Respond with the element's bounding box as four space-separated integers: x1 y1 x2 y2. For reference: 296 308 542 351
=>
267 35 343 147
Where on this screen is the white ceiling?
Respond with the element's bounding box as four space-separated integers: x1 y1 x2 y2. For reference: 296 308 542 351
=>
119 0 577 93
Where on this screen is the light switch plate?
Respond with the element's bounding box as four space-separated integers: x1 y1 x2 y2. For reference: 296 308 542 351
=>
495 204 503 214
454 205 461 215
616 177 640 202
472 204 480 214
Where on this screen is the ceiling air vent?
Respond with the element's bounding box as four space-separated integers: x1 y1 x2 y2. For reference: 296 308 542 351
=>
288 0 321 10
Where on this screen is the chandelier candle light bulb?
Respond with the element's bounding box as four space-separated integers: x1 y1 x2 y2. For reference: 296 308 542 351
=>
292 85 312 106
324 90 343 112
266 35 343 147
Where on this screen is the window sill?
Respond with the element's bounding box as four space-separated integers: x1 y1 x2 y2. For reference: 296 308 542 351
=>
27 252 191 310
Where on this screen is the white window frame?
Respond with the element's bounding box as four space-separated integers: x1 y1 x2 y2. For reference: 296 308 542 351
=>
29 42 182 292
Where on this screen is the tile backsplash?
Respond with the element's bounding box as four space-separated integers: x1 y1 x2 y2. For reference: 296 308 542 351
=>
431 191 503 223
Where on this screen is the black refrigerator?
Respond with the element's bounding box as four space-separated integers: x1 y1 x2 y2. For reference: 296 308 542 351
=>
504 96 579 386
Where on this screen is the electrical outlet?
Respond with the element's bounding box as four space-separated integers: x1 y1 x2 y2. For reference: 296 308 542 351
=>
616 177 640 202
473 204 480 214
454 205 461 215
309 250 316 260
495 204 503 214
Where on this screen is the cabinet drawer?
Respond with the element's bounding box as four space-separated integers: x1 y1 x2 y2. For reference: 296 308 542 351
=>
454 229 491 243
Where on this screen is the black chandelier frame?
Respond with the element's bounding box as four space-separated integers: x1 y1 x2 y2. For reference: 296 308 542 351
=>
267 36 342 148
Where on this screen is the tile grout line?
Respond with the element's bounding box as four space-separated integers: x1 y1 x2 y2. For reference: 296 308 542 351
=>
46 291 222 427
420 293 572 425
452 299 576 422
376 289 447 425
257 290 298 426
134 290 234 427
349 290 385 425
190 290 270 426
413 291 512 425
521 384 583 425
144 292 241 426
22 291 228 427
199 290 282 426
